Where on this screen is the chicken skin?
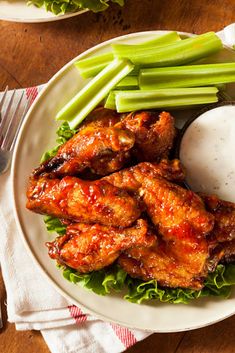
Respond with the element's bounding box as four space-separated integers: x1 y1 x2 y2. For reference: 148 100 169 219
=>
78 107 120 130
33 126 135 178
115 111 176 161
200 194 235 264
119 240 208 289
104 159 185 194
200 194 235 243
46 219 157 273
141 177 214 239
26 176 141 227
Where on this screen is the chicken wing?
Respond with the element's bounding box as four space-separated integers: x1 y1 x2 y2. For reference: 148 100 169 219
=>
113 169 214 289
78 107 120 130
33 126 135 178
115 111 176 161
200 194 235 264
104 159 185 194
26 176 141 227
119 240 207 289
200 194 235 242
141 177 214 240
46 219 157 272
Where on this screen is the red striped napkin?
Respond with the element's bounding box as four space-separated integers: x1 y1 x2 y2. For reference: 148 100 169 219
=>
0 85 151 353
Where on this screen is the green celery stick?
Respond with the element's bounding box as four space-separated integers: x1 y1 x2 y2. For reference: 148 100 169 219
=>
56 59 134 129
111 31 181 55
116 76 139 89
74 52 114 79
75 32 181 78
139 62 235 89
105 91 116 110
112 32 222 66
113 87 218 112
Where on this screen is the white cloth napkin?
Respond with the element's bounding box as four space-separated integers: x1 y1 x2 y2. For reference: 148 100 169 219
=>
0 86 150 353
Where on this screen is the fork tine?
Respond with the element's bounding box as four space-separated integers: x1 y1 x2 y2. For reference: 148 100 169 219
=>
0 86 8 122
0 89 16 137
1 91 24 151
10 92 34 151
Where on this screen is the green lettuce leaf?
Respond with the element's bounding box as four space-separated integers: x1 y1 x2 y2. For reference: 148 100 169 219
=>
62 264 127 295
40 121 76 163
27 0 125 15
60 262 235 304
44 215 66 235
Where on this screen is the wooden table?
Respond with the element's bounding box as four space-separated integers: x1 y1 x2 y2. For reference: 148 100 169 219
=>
1 0 235 352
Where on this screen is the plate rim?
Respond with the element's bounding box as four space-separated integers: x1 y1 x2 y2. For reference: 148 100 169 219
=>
0 2 88 23
11 30 235 332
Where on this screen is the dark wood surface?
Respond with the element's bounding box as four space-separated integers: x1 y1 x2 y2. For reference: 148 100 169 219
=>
1 0 235 352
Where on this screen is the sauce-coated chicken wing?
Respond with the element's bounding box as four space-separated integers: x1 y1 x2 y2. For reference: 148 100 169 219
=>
200 194 235 242
33 126 135 178
46 219 157 272
104 159 185 193
26 176 141 227
78 107 120 130
110 166 214 289
119 240 207 289
200 194 235 264
115 111 176 161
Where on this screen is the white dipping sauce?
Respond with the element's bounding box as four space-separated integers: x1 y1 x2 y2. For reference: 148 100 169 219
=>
180 105 235 202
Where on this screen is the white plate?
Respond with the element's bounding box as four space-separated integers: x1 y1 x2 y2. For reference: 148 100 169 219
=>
0 1 87 23
11 31 235 332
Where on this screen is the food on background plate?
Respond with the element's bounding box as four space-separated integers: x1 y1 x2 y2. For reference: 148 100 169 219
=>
26 0 125 15
26 31 235 304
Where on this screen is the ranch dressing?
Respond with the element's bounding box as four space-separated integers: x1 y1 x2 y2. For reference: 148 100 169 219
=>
179 105 235 202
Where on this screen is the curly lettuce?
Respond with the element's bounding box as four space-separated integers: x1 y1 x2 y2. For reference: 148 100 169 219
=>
27 0 125 15
61 261 235 304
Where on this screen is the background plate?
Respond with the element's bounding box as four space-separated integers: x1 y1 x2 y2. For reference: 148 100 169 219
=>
0 1 87 23
11 31 235 332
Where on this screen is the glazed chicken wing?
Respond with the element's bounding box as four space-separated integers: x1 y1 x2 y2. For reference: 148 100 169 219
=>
33 126 135 178
26 176 141 227
104 159 185 193
78 107 120 130
115 111 176 161
200 194 235 264
110 166 214 289
46 219 157 273
200 194 235 242
141 177 214 240
119 240 207 290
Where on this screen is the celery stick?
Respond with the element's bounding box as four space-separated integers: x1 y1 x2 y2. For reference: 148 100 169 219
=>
56 59 134 129
112 32 222 66
116 76 139 89
75 32 181 78
139 62 235 89
75 52 114 79
105 91 116 110
113 87 218 112
112 31 181 55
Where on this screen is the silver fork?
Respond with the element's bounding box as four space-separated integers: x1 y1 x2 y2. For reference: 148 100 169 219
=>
0 87 32 174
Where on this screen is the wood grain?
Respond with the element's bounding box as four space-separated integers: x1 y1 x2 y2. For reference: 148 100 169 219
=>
1 0 235 352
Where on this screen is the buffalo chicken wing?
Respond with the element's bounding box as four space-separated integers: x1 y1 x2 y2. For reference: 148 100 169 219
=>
26 176 141 227
47 219 156 272
115 111 176 161
33 126 135 178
